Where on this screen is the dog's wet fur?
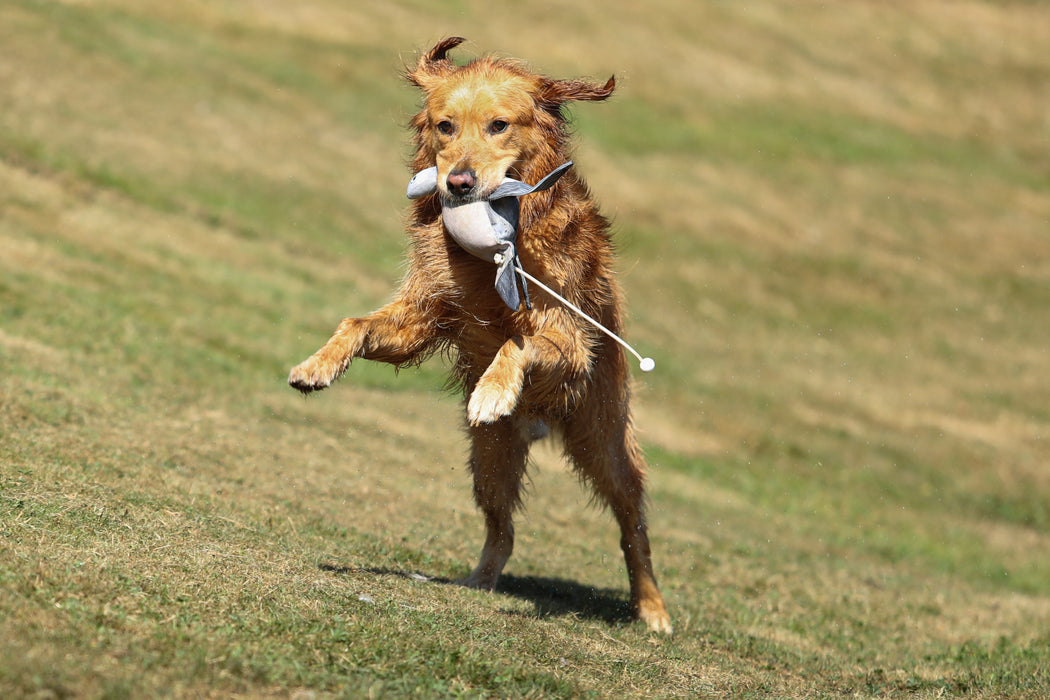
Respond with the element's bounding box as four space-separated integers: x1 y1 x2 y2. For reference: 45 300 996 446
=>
289 38 671 634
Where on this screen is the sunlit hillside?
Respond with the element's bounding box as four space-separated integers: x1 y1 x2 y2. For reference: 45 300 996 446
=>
2 1 1048 697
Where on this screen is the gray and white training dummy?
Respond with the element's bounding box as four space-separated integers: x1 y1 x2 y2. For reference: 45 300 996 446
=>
406 161 573 311
406 160 655 372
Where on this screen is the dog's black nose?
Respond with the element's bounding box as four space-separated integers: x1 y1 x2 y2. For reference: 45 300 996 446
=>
447 169 477 197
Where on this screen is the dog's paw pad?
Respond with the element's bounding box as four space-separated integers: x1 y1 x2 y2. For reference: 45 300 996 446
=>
288 359 337 393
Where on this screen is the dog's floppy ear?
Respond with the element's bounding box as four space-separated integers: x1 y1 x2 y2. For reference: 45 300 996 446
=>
538 75 616 111
406 36 466 91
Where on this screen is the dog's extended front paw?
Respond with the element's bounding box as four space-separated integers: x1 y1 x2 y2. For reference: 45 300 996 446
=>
467 377 520 425
288 355 344 394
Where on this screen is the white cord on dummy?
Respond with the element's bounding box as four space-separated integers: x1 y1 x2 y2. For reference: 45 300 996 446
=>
505 258 655 372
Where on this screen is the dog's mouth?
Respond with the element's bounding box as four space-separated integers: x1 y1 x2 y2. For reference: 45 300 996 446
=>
439 166 516 204
439 188 487 205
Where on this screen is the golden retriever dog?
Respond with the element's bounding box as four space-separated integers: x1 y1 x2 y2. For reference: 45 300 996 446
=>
288 37 671 634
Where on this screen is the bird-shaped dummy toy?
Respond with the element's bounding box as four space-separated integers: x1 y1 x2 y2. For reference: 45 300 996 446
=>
406 161 655 372
407 161 572 311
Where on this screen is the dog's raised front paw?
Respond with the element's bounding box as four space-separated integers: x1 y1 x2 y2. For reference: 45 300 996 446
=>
467 377 520 425
288 356 341 394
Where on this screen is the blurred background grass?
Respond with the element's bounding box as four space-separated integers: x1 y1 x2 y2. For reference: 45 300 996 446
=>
2 1 1049 697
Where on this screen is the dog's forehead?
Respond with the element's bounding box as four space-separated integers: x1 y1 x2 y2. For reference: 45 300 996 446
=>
428 68 536 118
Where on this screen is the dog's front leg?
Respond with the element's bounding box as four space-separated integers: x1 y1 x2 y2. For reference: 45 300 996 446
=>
289 300 438 393
288 316 371 393
467 323 588 425
467 336 527 425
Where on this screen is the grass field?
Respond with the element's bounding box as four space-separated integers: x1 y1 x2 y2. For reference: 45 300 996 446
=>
2 1 1049 697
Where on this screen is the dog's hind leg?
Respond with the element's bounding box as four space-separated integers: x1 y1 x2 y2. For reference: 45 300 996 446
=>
563 399 673 634
459 413 532 591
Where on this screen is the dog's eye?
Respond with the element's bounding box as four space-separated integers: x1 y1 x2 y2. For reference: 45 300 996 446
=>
489 119 509 135
436 120 455 136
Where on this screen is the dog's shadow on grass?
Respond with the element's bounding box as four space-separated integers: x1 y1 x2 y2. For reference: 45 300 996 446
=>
320 564 633 626
492 573 634 626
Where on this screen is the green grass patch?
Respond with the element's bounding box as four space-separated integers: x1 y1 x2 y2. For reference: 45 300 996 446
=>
3 1 1049 697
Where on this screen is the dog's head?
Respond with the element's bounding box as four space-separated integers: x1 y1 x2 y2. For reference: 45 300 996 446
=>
407 37 614 202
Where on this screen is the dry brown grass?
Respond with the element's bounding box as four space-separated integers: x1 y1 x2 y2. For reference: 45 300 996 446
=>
3 0 1049 697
